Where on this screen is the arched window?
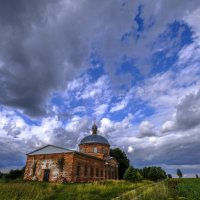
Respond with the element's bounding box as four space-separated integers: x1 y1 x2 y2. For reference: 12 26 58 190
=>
91 167 94 177
101 169 103 177
84 164 88 177
76 163 81 177
94 147 97 153
96 168 99 177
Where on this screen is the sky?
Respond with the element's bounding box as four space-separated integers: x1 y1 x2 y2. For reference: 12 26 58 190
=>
0 0 200 177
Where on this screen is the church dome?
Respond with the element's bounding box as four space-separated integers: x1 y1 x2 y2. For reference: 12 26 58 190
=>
79 134 110 145
79 123 110 146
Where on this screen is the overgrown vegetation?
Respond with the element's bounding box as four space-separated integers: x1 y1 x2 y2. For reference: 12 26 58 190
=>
123 166 143 182
0 179 200 200
123 166 167 182
110 148 130 179
168 178 200 199
114 181 168 200
0 167 25 180
0 180 151 200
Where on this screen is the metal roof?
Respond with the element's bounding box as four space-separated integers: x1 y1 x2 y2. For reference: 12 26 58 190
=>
79 134 110 145
27 145 73 155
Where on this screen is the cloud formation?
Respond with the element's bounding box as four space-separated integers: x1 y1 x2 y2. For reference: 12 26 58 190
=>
1 0 200 177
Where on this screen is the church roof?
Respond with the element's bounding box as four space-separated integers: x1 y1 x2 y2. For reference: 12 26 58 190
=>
79 134 110 145
27 145 73 155
79 124 110 145
27 144 106 161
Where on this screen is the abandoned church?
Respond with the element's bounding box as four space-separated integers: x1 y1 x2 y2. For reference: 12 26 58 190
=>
24 124 119 183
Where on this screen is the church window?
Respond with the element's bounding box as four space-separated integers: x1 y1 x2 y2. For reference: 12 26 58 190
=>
32 161 37 176
96 168 99 177
101 169 103 177
90 167 94 177
84 165 88 177
76 163 81 177
94 147 97 153
109 168 111 179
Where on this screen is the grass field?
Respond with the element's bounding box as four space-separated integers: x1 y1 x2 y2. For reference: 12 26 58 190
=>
168 178 200 200
0 180 152 200
0 179 200 200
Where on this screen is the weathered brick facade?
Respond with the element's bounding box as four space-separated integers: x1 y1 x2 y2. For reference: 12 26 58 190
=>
24 125 119 183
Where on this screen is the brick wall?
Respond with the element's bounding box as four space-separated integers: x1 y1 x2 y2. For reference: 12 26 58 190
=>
24 151 118 183
79 143 110 159
24 152 74 183
71 152 106 182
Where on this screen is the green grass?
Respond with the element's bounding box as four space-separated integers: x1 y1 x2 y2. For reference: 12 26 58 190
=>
0 180 151 200
113 181 168 200
0 179 200 200
53 180 152 200
0 180 61 200
168 178 200 200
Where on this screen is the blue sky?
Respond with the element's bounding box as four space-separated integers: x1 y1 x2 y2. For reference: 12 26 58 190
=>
0 0 200 177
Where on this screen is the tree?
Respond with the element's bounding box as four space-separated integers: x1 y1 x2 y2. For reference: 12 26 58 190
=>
0 171 3 179
168 174 172 179
148 167 167 182
110 148 129 179
123 166 142 182
177 169 183 178
7 169 24 179
141 167 151 179
196 174 199 178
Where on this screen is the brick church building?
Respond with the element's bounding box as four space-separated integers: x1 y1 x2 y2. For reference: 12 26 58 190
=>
24 124 119 183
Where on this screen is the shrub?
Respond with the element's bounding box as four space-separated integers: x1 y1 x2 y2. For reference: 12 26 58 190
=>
123 166 143 182
148 167 167 182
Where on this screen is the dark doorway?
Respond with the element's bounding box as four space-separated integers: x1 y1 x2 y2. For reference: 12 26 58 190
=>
43 169 50 182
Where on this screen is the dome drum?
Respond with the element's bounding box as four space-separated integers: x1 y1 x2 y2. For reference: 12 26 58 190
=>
79 135 110 146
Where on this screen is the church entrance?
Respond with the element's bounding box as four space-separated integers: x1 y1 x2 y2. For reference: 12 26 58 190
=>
43 169 50 182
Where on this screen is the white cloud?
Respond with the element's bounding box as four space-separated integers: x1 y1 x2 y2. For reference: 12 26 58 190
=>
110 88 134 113
161 120 176 133
72 106 86 114
161 89 200 132
80 75 111 101
138 121 155 138
128 146 134 153
184 8 200 41
94 104 108 116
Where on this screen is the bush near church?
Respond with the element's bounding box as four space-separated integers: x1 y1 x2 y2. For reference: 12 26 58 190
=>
123 166 143 182
124 166 167 182
110 148 130 179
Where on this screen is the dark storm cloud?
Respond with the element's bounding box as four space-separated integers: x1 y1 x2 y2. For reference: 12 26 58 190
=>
176 90 200 129
0 0 89 116
162 89 200 133
0 0 137 117
127 128 200 167
1 0 199 117
0 138 27 168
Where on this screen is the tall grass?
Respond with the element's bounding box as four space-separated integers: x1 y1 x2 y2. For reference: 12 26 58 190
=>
52 180 151 200
0 180 61 200
113 181 168 200
168 178 200 200
1 178 199 200
0 180 150 200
